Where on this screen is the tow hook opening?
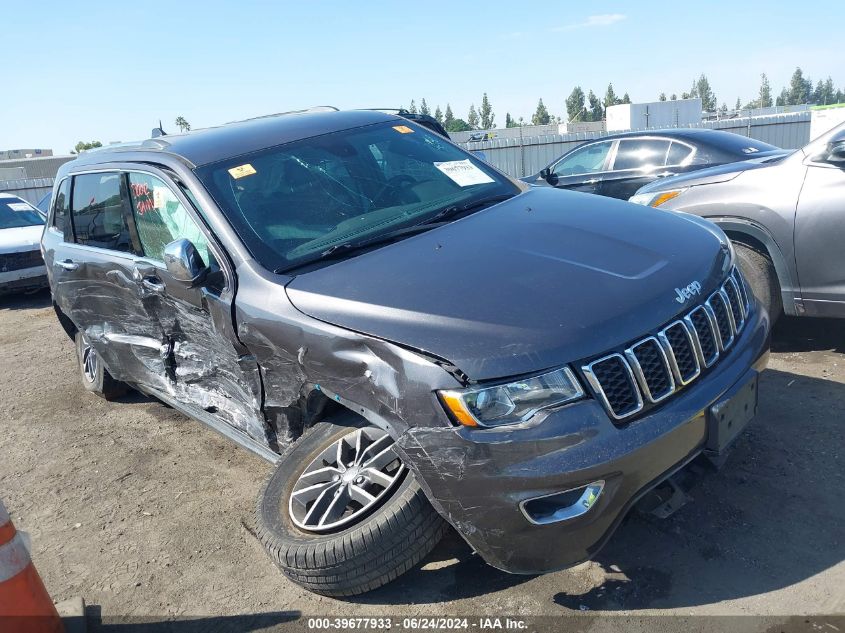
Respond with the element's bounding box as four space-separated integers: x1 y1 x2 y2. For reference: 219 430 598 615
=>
520 481 605 525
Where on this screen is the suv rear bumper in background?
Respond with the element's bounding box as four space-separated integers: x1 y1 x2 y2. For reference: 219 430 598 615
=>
0 265 48 294
397 305 770 574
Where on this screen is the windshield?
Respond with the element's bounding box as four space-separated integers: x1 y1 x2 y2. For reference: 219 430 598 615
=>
195 120 517 271
0 197 45 229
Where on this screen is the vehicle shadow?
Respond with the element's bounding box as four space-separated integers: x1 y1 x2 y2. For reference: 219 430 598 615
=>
552 367 845 611
771 315 845 353
0 287 52 311
348 529 534 604
81 606 300 632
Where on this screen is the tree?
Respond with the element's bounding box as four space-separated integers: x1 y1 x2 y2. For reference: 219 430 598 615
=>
603 83 619 109
467 104 479 129
443 104 454 128
658 92 667 101
566 86 586 122
775 87 789 107
787 67 811 105
479 93 495 129
621 92 631 104
587 90 603 121
759 73 773 108
531 98 551 125
408 99 417 114
434 105 443 123
817 77 835 105
445 118 472 133
735 97 742 110
419 98 430 116
719 102 728 116
174 116 191 132
505 112 519 128
694 74 716 111
71 140 103 154
670 93 677 101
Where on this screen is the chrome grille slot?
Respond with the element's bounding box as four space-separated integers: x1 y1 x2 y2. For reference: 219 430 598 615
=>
583 268 751 422
582 354 643 419
708 291 735 349
626 337 674 403
659 321 700 384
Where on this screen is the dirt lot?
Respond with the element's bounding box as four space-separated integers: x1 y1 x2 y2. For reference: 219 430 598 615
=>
1 290 843 630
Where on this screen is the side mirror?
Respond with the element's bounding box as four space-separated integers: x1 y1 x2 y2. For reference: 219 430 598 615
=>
164 238 208 286
539 167 551 179
825 140 845 165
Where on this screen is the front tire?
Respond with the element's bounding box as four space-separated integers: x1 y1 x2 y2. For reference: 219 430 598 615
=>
255 416 448 596
74 331 128 400
734 242 782 324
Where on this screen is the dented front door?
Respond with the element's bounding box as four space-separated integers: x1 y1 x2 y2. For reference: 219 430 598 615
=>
121 169 270 447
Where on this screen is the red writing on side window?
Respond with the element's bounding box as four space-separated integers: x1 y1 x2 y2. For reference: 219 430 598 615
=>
130 182 155 215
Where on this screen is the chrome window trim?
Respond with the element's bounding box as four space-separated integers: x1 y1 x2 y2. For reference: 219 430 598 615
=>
582 353 644 419
624 337 675 403
658 320 701 385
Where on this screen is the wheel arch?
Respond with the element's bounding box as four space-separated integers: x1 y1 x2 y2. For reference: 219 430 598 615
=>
709 217 800 316
52 301 78 340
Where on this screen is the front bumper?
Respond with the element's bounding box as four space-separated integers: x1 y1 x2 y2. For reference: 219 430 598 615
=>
0 265 48 295
397 304 770 574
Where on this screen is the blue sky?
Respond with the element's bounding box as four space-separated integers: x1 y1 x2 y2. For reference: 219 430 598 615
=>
4 1 844 154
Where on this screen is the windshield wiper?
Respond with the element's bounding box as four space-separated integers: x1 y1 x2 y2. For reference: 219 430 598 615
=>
422 193 514 225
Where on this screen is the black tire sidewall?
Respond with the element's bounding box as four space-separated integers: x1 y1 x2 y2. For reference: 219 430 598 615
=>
734 242 782 320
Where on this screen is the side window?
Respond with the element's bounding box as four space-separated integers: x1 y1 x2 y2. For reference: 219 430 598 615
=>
52 179 69 234
613 139 672 171
667 141 694 166
127 172 210 264
553 142 612 177
71 173 134 252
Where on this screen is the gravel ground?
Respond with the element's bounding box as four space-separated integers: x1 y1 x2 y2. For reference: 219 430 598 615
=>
1 289 843 630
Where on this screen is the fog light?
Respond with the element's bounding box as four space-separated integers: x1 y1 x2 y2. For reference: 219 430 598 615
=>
519 481 605 525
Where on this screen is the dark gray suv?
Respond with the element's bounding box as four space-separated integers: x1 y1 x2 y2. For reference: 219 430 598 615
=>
42 109 770 596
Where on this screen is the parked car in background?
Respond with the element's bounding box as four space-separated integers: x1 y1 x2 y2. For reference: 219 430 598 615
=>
42 108 769 597
35 192 52 218
522 129 784 200
630 123 845 323
0 193 48 294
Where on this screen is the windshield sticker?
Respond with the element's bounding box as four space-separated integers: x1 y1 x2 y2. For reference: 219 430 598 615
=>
434 160 495 187
7 202 35 212
228 163 257 179
392 125 414 134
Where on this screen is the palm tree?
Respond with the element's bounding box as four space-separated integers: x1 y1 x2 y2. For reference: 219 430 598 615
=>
174 116 191 132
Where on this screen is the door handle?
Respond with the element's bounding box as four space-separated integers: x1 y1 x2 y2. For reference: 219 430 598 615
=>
141 276 165 292
55 259 78 271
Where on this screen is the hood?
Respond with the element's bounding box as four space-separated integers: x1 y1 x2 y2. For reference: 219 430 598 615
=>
636 151 792 193
0 225 45 254
286 188 731 380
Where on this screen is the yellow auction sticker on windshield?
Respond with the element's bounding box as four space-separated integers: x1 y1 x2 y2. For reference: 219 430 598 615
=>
228 163 257 179
392 125 414 134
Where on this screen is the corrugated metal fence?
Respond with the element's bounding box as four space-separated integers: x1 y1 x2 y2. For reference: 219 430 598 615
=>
459 112 812 178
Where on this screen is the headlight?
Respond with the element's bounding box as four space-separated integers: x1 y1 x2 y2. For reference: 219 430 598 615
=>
439 367 584 428
629 188 687 207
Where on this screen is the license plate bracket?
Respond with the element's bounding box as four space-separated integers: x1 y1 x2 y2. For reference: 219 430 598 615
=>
706 373 758 455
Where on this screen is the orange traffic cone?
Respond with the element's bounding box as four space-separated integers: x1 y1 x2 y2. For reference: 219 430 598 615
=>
0 499 65 633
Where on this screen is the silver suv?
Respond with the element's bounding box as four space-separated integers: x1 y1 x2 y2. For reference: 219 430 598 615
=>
631 123 845 322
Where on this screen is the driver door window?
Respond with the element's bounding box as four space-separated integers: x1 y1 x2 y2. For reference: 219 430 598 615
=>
127 172 210 264
552 142 612 177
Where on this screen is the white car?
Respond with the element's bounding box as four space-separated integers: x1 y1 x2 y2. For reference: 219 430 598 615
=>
0 193 48 294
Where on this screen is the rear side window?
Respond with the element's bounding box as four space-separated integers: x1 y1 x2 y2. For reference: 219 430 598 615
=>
613 139 672 171
52 179 70 233
71 173 134 253
667 141 694 166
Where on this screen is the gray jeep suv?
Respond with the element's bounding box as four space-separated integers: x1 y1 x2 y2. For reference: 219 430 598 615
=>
631 122 845 322
42 109 770 596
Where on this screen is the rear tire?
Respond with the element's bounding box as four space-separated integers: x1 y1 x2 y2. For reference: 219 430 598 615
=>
255 416 448 596
734 242 782 324
74 331 128 400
